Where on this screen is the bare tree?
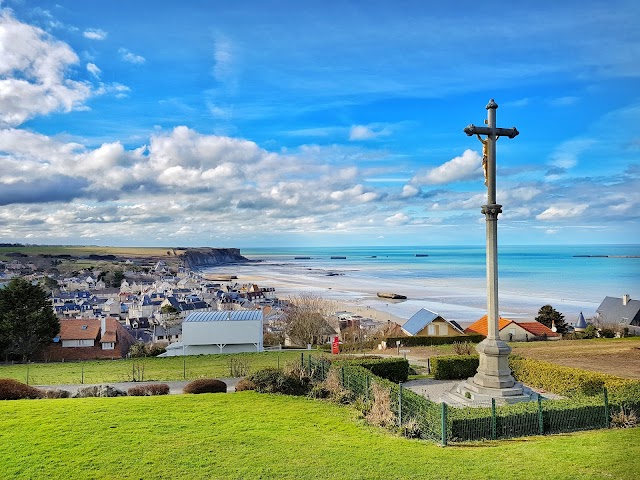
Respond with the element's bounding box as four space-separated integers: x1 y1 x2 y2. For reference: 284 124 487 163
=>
283 293 339 346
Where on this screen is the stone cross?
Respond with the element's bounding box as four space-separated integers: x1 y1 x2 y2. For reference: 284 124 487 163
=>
463 100 519 391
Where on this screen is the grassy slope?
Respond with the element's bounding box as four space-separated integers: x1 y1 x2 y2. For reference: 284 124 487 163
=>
0 393 638 480
0 245 185 258
0 351 305 385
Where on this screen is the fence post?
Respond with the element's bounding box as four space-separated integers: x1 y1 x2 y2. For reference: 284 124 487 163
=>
132 361 135 381
427 358 431 375
491 398 497 440
603 387 610 428
81 364 84 384
537 396 544 435
341 366 345 387
441 402 448 447
365 375 370 402
308 353 311 375
398 383 403 427
300 352 304 370
183 355 186 380
277 353 280 370
26 364 29 385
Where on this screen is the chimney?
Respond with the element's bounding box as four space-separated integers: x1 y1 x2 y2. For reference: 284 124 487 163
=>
623 294 630 306
101 317 106 336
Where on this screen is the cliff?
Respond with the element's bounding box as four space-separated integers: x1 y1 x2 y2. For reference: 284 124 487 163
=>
182 248 249 269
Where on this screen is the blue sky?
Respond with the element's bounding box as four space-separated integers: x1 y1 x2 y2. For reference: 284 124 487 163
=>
0 0 638 247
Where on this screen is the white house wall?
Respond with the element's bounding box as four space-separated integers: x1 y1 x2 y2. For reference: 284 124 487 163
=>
182 320 262 346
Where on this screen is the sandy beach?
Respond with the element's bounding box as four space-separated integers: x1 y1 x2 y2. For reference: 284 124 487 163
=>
205 260 600 327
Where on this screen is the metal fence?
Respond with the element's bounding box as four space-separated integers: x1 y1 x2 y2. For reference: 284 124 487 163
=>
302 353 625 446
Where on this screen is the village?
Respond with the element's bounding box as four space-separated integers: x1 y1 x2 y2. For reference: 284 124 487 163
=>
1 249 637 363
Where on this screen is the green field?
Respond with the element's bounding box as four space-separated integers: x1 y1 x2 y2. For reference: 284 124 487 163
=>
0 245 184 259
0 351 306 385
0 392 638 479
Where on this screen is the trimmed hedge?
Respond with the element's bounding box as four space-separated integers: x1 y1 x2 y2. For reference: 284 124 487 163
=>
508 357 636 397
0 378 43 400
431 355 479 380
386 334 484 347
335 357 409 383
183 378 227 394
234 378 256 392
128 383 170 396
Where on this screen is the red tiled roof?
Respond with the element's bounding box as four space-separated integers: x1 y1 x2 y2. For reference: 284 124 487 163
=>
58 319 100 340
516 322 561 337
464 315 514 336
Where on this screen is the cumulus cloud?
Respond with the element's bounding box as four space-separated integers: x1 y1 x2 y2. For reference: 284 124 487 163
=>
83 28 107 40
0 11 93 127
411 149 482 185
385 212 410 226
536 204 588 220
119 48 146 64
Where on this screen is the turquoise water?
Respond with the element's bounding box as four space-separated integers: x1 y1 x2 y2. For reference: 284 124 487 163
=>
241 245 639 300
233 245 639 322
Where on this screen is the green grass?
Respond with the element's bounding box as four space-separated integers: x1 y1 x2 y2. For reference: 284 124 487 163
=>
0 392 638 479
0 245 184 259
0 351 307 385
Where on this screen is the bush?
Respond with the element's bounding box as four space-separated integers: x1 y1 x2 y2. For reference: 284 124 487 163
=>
365 382 395 428
0 378 43 400
509 357 637 397
431 355 479 380
228 357 251 377
183 378 227 394
234 378 256 392
128 383 170 396
129 342 167 358
600 328 616 338
336 357 409 383
583 324 598 339
385 334 484 347
452 341 474 355
248 368 310 396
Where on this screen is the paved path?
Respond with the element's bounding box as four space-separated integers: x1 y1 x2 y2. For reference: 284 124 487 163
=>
35 378 241 395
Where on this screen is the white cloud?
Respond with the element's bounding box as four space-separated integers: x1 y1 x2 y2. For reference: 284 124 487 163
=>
411 149 482 185
119 48 146 64
213 37 234 83
0 11 93 127
86 62 101 78
349 124 392 141
549 138 595 169
83 28 107 40
536 204 588 220
385 212 410 226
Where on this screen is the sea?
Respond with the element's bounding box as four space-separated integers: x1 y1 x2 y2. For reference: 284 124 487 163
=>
205 245 640 326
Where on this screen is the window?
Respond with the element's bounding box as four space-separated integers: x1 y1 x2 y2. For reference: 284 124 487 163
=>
427 325 436 335
102 342 115 350
439 324 448 336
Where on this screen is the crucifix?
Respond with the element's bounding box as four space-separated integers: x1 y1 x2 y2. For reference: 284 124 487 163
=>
463 99 520 391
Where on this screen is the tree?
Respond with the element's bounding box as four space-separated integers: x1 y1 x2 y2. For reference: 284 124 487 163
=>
112 270 125 288
535 304 568 334
0 278 59 361
283 293 338 346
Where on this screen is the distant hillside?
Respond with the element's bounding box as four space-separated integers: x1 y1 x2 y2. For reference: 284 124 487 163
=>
181 248 249 268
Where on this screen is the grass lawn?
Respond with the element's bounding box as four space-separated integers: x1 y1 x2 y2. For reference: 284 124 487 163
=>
0 351 308 385
0 245 185 260
0 392 638 479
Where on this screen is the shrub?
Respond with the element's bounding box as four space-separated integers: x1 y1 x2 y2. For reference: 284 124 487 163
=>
385 334 484 347
74 385 127 398
0 378 43 400
335 357 409 383
228 357 251 377
183 379 227 394
610 406 637 428
234 378 256 392
365 382 395 428
248 368 310 396
583 324 598 339
129 342 167 358
431 355 479 380
452 341 474 355
600 328 616 338
128 383 170 396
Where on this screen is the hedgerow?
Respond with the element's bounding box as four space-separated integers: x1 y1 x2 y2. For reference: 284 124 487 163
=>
431 355 479 380
0 378 43 400
183 379 227 394
385 334 484 347
334 357 409 383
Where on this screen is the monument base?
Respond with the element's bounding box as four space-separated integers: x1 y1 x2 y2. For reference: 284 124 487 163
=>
441 378 538 407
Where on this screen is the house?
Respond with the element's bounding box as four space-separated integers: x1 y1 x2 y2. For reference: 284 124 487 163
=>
160 310 263 356
40 317 135 361
401 308 465 337
574 312 588 332
595 295 640 333
465 315 560 341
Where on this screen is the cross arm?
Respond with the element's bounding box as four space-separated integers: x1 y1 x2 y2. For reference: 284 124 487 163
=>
464 124 519 139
